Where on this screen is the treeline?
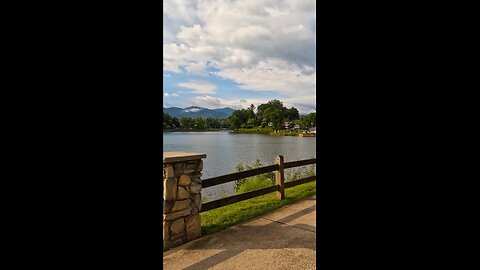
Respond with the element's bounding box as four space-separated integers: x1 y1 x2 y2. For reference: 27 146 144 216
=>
163 112 229 130
229 99 316 130
163 99 316 131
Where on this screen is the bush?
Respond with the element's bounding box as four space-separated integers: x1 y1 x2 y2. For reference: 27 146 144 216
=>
234 158 316 193
236 176 273 194
285 164 316 182
234 159 275 193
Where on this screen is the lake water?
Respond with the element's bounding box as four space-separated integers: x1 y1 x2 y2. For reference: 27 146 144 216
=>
163 131 316 202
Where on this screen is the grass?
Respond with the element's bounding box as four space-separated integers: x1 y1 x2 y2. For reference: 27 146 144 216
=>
163 128 225 132
200 180 316 235
236 127 274 134
235 127 301 136
236 176 273 194
268 130 300 136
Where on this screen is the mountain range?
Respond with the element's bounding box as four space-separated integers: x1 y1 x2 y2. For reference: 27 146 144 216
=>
163 106 236 119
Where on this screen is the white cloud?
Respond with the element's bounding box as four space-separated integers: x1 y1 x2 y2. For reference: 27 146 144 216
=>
164 0 316 68
164 92 179 97
188 95 256 110
216 59 315 96
164 0 316 108
177 80 217 94
184 61 208 76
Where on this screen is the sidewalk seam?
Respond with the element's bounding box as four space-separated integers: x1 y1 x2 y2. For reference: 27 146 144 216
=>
260 217 316 234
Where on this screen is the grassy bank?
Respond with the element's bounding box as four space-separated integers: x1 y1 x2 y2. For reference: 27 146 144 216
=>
200 180 316 235
234 127 273 134
269 130 301 136
164 127 302 136
234 127 301 136
163 128 226 132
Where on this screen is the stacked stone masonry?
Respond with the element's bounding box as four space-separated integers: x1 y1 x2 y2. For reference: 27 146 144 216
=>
163 152 205 251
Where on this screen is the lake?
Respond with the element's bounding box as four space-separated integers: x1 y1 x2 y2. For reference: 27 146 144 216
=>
163 131 316 202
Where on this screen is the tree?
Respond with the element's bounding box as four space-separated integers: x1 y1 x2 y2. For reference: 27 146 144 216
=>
263 107 283 131
194 117 206 129
163 112 180 129
256 100 286 127
255 103 268 126
228 99 300 130
171 116 180 129
229 109 251 129
179 117 194 129
249 104 256 113
285 107 299 121
205 118 216 129
299 112 316 128
163 112 171 129
219 118 229 128
246 118 255 128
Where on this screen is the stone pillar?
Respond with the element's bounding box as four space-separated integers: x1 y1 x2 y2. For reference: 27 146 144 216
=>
163 151 206 251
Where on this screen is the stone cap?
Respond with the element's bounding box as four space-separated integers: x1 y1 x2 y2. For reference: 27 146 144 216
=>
163 152 206 163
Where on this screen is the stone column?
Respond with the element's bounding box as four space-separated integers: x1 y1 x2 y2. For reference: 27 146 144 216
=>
163 152 206 251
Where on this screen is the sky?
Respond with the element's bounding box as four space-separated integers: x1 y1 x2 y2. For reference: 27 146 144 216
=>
163 0 316 114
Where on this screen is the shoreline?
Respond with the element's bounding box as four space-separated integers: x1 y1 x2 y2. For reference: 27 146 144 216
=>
231 128 312 137
163 128 228 132
163 128 315 137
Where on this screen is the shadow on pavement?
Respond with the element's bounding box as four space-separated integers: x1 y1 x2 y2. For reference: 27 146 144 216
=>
179 203 316 270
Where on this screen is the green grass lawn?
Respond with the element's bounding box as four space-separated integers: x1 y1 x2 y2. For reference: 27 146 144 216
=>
200 180 316 235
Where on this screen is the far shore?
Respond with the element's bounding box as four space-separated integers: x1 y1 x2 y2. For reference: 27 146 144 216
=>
163 128 229 132
163 127 315 137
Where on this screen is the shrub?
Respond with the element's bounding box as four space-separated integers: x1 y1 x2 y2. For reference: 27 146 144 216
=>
285 163 316 182
234 159 316 193
234 159 275 193
236 176 274 194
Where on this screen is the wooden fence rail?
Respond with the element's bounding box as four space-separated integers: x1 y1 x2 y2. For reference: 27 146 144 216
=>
284 158 316 169
202 164 279 188
200 156 316 213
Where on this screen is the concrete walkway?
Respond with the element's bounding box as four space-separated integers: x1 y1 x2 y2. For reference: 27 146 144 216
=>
163 195 316 270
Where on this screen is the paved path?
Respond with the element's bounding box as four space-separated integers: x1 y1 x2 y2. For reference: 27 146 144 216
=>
163 195 316 270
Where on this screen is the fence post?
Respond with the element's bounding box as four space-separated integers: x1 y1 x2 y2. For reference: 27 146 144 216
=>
275 155 285 200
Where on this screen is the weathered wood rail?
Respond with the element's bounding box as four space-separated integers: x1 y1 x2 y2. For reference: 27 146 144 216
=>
200 155 316 212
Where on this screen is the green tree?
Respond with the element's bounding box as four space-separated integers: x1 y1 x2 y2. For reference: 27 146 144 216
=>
205 118 217 129
179 117 194 129
249 104 256 113
171 116 180 129
219 118 229 128
299 112 316 128
264 107 284 130
163 112 171 129
163 112 180 129
228 100 300 130
285 107 299 121
245 118 255 128
229 109 251 129
194 117 206 129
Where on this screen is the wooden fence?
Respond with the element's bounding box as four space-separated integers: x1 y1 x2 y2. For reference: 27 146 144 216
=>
200 155 316 212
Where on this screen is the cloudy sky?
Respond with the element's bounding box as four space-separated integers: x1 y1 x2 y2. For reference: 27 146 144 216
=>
163 0 316 114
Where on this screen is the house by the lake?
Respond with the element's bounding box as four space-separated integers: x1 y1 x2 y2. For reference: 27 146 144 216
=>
284 121 294 129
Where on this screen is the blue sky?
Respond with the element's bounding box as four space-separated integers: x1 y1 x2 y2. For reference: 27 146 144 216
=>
163 0 316 114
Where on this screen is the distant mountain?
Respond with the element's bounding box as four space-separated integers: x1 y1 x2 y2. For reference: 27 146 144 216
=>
163 106 235 119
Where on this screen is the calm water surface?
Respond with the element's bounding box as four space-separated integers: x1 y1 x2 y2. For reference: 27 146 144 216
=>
163 131 316 202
